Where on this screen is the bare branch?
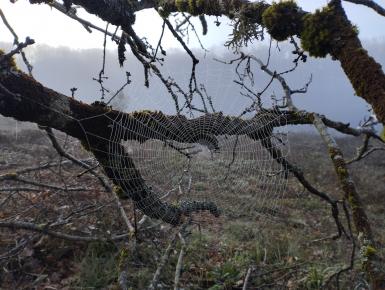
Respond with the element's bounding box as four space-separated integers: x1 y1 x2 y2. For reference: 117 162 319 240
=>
344 0 385 17
243 266 254 290
149 232 178 290
174 231 187 290
49 0 120 42
0 37 35 68
347 135 385 164
0 173 88 192
44 127 135 233
0 9 34 75
44 127 111 192
0 221 129 242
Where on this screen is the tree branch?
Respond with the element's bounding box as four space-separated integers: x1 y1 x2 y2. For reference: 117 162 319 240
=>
0 221 129 242
343 0 385 17
0 64 379 225
26 0 385 127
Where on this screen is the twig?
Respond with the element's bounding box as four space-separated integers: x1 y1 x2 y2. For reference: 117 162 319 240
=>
0 187 53 192
242 266 254 290
45 127 111 191
76 163 99 177
0 221 129 242
118 270 129 290
344 0 385 17
17 159 92 174
93 23 110 101
0 9 34 75
346 135 385 164
0 236 33 261
174 231 187 290
48 1 120 42
0 37 35 68
44 127 135 233
2 175 87 192
148 232 178 290
323 200 356 288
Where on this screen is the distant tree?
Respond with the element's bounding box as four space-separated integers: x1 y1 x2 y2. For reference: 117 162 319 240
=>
1 0 385 288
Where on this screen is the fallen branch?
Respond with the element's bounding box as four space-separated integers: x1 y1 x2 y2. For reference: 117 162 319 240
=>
174 231 187 290
148 232 178 290
242 266 254 290
0 221 129 242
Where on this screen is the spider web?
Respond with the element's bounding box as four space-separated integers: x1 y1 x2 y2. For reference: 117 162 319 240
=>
107 107 289 225
101 44 291 225
5 39 291 227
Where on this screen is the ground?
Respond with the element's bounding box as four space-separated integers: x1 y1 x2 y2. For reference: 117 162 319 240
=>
0 124 384 289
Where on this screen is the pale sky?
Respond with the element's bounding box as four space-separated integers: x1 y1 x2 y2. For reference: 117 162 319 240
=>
0 0 385 50
0 0 384 127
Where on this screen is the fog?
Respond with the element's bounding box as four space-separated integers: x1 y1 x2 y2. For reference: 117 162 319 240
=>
1 38 385 130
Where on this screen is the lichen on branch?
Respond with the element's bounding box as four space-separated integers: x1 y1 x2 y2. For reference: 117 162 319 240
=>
262 0 303 41
301 5 358 58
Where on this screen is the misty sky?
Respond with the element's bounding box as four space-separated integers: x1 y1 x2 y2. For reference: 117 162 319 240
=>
1 1 385 129
1 38 381 129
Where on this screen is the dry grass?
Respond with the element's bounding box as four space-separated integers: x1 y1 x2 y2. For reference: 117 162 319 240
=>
0 129 384 289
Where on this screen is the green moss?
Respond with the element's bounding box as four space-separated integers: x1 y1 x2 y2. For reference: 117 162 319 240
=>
175 0 188 12
348 194 359 210
380 127 385 142
364 245 377 257
114 185 126 198
131 109 153 116
352 25 359 34
262 0 303 41
80 139 91 152
328 147 340 159
336 167 348 178
301 5 358 58
158 6 171 18
196 0 204 8
0 49 19 71
37 223 47 230
118 247 130 270
188 0 208 15
158 0 176 18
4 172 18 179
301 7 334 57
188 0 197 15
242 2 268 24
349 48 374 97
298 111 315 123
173 0 206 15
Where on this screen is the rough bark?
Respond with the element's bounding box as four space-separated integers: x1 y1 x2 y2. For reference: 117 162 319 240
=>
329 1 385 127
312 114 385 289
